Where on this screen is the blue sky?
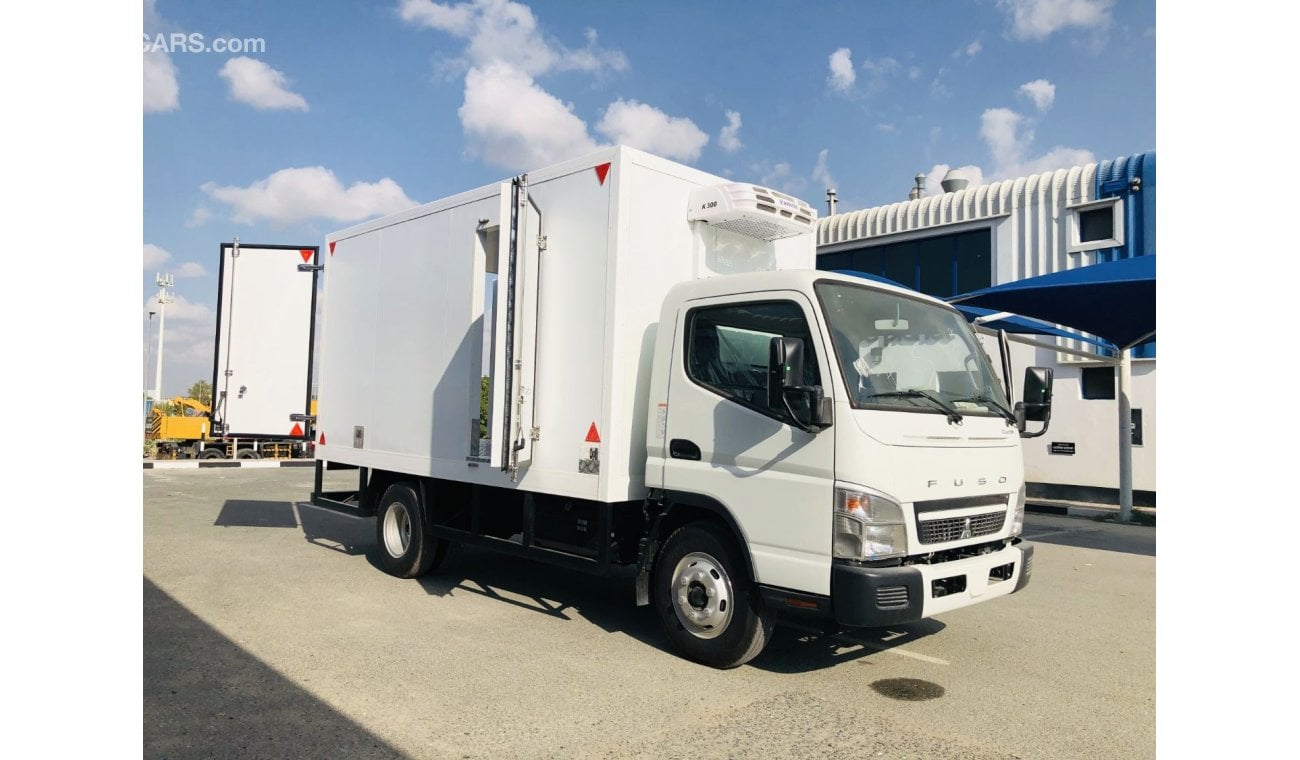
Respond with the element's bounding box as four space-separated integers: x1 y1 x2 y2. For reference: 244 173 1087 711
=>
142 0 1155 396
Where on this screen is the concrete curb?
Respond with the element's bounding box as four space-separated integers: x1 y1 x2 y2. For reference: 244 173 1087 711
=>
1027 500 1155 520
144 459 315 469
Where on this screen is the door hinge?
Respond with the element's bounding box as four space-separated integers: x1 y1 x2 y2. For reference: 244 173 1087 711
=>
530 426 540 441
537 235 548 252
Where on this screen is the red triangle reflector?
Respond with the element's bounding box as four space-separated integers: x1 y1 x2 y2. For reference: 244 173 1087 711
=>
290 422 304 437
594 163 611 186
319 433 326 445
300 249 313 263
585 423 601 443
328 241 336 255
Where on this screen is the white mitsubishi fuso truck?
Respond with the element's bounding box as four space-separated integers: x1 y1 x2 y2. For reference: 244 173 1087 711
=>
310 146 1054 668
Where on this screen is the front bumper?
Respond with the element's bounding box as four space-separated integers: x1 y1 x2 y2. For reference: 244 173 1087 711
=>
830 541 1033 628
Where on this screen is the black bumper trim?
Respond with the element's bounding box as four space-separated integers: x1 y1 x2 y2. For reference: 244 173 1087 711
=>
831 563 925 628
760 586 832 620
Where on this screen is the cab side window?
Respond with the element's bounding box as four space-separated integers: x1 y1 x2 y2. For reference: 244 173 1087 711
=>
685 301 820 422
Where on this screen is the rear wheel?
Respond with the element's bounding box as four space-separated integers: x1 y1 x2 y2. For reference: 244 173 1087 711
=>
199 447 225 459
653 522 772 668
375 483 447 578
235 449 261 460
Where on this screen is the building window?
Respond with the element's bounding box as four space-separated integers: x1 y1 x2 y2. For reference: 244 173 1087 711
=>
1069 198 1124 252
1078 207 1114 242
817 228 991 299
1081 366 1116 399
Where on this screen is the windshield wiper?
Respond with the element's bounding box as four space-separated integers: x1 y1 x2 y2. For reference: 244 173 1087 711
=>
862 390 964 424
953 394 1017 425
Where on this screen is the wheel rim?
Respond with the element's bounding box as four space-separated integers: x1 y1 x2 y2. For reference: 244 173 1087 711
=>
670 551 734 639
382 502 412 558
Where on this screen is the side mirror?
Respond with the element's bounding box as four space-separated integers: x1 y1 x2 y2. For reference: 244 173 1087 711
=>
768 337 832 432
767 337 807 408
1015 366 1054 437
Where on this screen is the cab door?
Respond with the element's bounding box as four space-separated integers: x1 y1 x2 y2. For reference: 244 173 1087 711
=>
661 292 836 595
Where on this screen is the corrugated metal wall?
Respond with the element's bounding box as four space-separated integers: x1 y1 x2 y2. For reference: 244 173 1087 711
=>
818 162 1108 285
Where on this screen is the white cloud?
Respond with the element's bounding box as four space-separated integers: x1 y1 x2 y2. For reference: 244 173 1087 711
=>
185 207 213 228
596 100 709 162
201 167 417 225
746 160 807 196
144 244 208 277
459 63 600 169
144 52 179 112
980 107 1093 180
219 57 309 111
981 108 1028 169
144 243 170 270
718 111 742 153
997 0 1114 41
828 48 855 92
398 0 475 34
143 292 213 323
876 123 899 134
399 0 626 76
812 149 835 192
402 2 718 171
1018 79 1056 111
142 292 218 397
963 40 983 57
143 0 179 112
861 56 902 94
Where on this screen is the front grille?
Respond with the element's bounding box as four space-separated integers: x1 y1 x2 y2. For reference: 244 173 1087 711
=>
917 510 1006 545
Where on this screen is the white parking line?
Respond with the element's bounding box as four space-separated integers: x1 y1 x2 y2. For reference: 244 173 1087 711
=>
835 633 950 665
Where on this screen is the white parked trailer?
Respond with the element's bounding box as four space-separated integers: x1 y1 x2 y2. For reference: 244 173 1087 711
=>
200 241 318 459
311 146 1052 667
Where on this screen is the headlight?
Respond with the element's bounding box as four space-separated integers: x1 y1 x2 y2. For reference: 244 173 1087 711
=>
1011 485 1026 537
833 487 907 561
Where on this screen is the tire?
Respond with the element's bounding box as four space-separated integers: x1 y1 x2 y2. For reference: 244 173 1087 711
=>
199 447 226 459
235 450 261 460
652 522 773 668
374 483 447 579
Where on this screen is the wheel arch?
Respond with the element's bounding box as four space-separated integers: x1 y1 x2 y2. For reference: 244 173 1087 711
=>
655 491 758 584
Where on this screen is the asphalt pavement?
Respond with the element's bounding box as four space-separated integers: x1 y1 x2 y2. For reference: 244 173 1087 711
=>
144 467 1155 759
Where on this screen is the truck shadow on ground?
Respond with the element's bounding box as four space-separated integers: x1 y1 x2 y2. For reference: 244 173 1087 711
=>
215 499 374 555
144 577 407 759
411 544 944 674
749 619 946 673
226 499 951 673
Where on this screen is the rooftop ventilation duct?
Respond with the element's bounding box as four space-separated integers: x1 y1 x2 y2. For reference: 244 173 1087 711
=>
687 183 818 241
941 169 970 193
908 173 926 201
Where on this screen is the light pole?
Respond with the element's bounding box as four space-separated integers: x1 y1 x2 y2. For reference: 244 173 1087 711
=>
145 310 156 399
153 273 174 401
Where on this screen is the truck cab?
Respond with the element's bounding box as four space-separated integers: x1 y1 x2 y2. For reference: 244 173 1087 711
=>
644 269 1038 663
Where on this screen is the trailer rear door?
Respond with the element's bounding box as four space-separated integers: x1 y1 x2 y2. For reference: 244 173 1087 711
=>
212 242 318 439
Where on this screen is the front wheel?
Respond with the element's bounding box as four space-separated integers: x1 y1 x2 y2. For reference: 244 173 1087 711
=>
653 522 772 668
374 483 447 579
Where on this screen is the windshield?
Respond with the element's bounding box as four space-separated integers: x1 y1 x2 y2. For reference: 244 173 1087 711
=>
815 280 1008 417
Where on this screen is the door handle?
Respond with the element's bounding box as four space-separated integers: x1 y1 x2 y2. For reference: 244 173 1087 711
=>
669 439 701 461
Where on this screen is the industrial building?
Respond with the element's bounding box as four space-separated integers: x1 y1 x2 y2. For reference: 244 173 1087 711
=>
816 152 1155 507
